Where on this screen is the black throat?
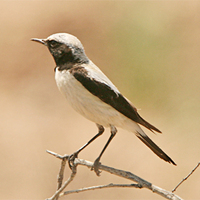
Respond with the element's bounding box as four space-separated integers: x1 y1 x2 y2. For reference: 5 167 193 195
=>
53 47 89 71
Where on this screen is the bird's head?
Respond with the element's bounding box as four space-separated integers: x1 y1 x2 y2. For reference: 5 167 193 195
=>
31 33 89 66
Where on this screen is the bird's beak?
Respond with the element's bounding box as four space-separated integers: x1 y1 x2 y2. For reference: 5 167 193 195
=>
31 38 47 45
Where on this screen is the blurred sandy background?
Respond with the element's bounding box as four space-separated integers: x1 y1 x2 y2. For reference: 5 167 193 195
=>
1 1 200 199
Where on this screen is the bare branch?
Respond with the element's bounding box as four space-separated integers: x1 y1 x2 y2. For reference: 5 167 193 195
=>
75 158 182 200
57 157 67 190
46 150 68 160
61 183 142 196
172 162 200 192
46 150 183 200
46 150 69 191
46 152 76 200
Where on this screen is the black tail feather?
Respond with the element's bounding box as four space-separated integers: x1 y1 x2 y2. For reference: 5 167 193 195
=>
136 131 176 165
137 113 162 134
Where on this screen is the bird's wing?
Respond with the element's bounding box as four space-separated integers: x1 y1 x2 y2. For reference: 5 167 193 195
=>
70 65 161 133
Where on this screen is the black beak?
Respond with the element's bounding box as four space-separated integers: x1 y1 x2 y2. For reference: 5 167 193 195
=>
31 38 46 45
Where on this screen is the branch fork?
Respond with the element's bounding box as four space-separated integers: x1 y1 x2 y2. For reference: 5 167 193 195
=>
46 150 183 200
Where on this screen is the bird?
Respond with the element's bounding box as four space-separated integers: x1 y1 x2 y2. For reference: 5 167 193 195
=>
31 33 176 175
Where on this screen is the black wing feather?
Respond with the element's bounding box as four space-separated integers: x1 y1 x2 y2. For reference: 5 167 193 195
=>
71 67 161 133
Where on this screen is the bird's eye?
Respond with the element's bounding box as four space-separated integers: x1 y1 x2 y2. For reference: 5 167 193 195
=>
49 40 58 48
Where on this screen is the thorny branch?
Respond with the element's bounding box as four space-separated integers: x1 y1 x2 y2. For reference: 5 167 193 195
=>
46 150 183 200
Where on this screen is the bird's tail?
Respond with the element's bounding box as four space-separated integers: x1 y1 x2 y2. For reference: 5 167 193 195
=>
135 131 176 165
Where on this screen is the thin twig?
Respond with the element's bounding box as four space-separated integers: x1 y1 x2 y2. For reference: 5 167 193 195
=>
172 162 200 192
46 163 77 200
46 151 75 200
46 150 69 159
46 150 69 194
57 157 67 190
61 183 142 196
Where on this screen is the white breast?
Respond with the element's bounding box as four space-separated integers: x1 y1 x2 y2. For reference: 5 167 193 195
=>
54 68 126 127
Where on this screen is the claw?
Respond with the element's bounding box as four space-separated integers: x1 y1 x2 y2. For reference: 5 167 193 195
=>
68 152 78 169
91 157 101 176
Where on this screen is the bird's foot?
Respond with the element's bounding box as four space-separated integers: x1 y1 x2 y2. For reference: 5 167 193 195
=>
68 152 79 170
91 157 101 176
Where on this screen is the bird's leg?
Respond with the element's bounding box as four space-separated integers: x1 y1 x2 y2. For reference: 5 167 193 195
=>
92 125 117 176
68 124 104 169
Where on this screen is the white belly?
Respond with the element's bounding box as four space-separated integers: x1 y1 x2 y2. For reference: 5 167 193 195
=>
55 68 124 127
